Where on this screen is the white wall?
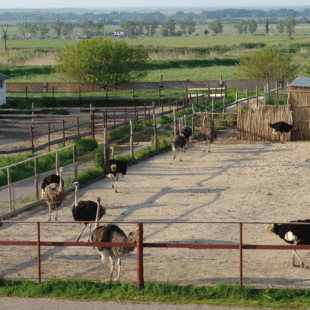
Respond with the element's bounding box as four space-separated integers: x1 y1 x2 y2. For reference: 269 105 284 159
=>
0 80 6 105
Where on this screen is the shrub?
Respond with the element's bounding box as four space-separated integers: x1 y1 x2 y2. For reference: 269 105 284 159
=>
78 167 104 187
72 139 98 153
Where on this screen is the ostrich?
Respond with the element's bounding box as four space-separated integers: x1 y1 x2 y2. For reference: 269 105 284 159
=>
91 208 136 281
44 167 66 221
41 170 64 198
176 126 193 151
104 146 127 193
265 220 310 269
202 116 217 153
72 182 106 242
269 111 294 142
171 135 187 161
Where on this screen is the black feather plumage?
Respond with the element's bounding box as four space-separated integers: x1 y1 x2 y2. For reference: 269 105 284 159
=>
269 122 293 133
104 160 127 176
72 200 106 223
41 174 64 191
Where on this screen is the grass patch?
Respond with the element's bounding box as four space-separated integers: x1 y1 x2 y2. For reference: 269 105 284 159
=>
0 278 310 308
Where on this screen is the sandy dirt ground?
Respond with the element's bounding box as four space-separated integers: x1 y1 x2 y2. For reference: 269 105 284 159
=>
1 130 310 288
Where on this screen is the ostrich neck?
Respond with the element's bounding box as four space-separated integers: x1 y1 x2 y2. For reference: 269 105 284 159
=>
74 186 78 206
58 171 63 192
95 201 101 228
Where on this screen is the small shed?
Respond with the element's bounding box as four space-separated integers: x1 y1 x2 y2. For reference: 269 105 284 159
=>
0 73 8 105
287 77 310 140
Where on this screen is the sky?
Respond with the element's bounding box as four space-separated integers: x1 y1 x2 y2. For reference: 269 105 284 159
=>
0 0 310 9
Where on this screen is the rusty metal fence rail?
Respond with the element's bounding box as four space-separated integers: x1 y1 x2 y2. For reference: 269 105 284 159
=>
0 220 308 288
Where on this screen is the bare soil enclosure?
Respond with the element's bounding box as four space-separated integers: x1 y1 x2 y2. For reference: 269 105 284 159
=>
1 130 310 288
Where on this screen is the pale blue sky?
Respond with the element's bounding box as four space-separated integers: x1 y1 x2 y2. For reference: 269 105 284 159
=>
0 1 310 9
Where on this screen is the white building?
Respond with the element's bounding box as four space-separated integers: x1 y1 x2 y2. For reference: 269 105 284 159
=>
114 30 124 38
0 74 8 105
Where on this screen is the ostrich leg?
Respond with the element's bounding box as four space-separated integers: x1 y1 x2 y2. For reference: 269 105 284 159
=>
48 204 52 221
116 258 121 281
76 224 87 242
109 256 115 281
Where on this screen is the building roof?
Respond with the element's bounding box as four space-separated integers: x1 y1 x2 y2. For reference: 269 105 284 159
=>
0 73 8 80
289 77 310 88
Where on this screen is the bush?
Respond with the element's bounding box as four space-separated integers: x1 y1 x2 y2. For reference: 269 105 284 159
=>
78 167 104 187
94 146 111 170
72 139 98 153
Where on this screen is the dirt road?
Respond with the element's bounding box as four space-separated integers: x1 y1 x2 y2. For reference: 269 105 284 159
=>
1 131 310 288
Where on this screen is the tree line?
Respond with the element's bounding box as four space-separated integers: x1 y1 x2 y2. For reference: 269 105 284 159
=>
1 7 310 23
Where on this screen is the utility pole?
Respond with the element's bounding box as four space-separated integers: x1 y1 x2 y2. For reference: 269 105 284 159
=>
1 24 8 53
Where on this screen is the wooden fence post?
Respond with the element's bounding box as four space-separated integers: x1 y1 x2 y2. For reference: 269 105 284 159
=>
34 157 39 201
246 89 249 107
256 86 259 107
62 120 65 146
191 104 195 138
212 98 215 120
137 222 144 288
91 112 95 139
130 120 134 160
73 144 78 181
7 167 12 212
31 125 34 154
132 85 135 101
153 114 158 152
103 128 107 165
48 123 51 151
32 102 35 125
77 117 80 139
173 109 177 136
235 92 238 112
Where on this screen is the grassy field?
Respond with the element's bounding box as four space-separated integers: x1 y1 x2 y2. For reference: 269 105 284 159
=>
1 22 310 82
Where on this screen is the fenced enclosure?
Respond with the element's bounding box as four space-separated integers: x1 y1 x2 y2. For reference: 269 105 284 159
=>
0 80 291 218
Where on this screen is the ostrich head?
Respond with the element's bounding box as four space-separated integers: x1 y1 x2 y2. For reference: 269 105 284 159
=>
127 231 137 251
265 223 275 233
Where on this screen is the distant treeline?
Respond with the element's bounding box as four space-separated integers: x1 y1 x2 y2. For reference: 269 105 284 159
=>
1 8 310 23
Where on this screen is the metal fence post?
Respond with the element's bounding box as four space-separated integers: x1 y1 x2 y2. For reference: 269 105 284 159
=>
239 222 243 286
37 222 41 284
137 222 144 288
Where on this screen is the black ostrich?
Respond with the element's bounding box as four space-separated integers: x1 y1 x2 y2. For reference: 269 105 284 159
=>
171 135 187 161
104 146 127 193
41 171 64 198
72 182 106 242
265 220 310 269
176 126 193 151
269 111 294 142
202 116 217 153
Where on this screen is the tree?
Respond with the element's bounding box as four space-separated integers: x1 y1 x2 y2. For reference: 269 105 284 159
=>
18 22 37 37
284 17 297 35
265 19 269 34
93 22 104 36
37 22 50 39
204 29 209 35
208 19 223 35
62 22 74 37
237 49 300 79
186 18 196 35
162 18 176 36
247 19 257 34
55 37 149 85
120 20 137 36
81 20 93 36
149 19 158 36
234 20 245 34
179 20 187 35
51 20 64 37
277 20 285 34
137 21 144 35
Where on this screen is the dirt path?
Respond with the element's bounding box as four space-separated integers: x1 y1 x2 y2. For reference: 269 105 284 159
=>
1 132 310 288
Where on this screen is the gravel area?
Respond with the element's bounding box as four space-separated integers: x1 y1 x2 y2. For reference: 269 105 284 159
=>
1 130 310 288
